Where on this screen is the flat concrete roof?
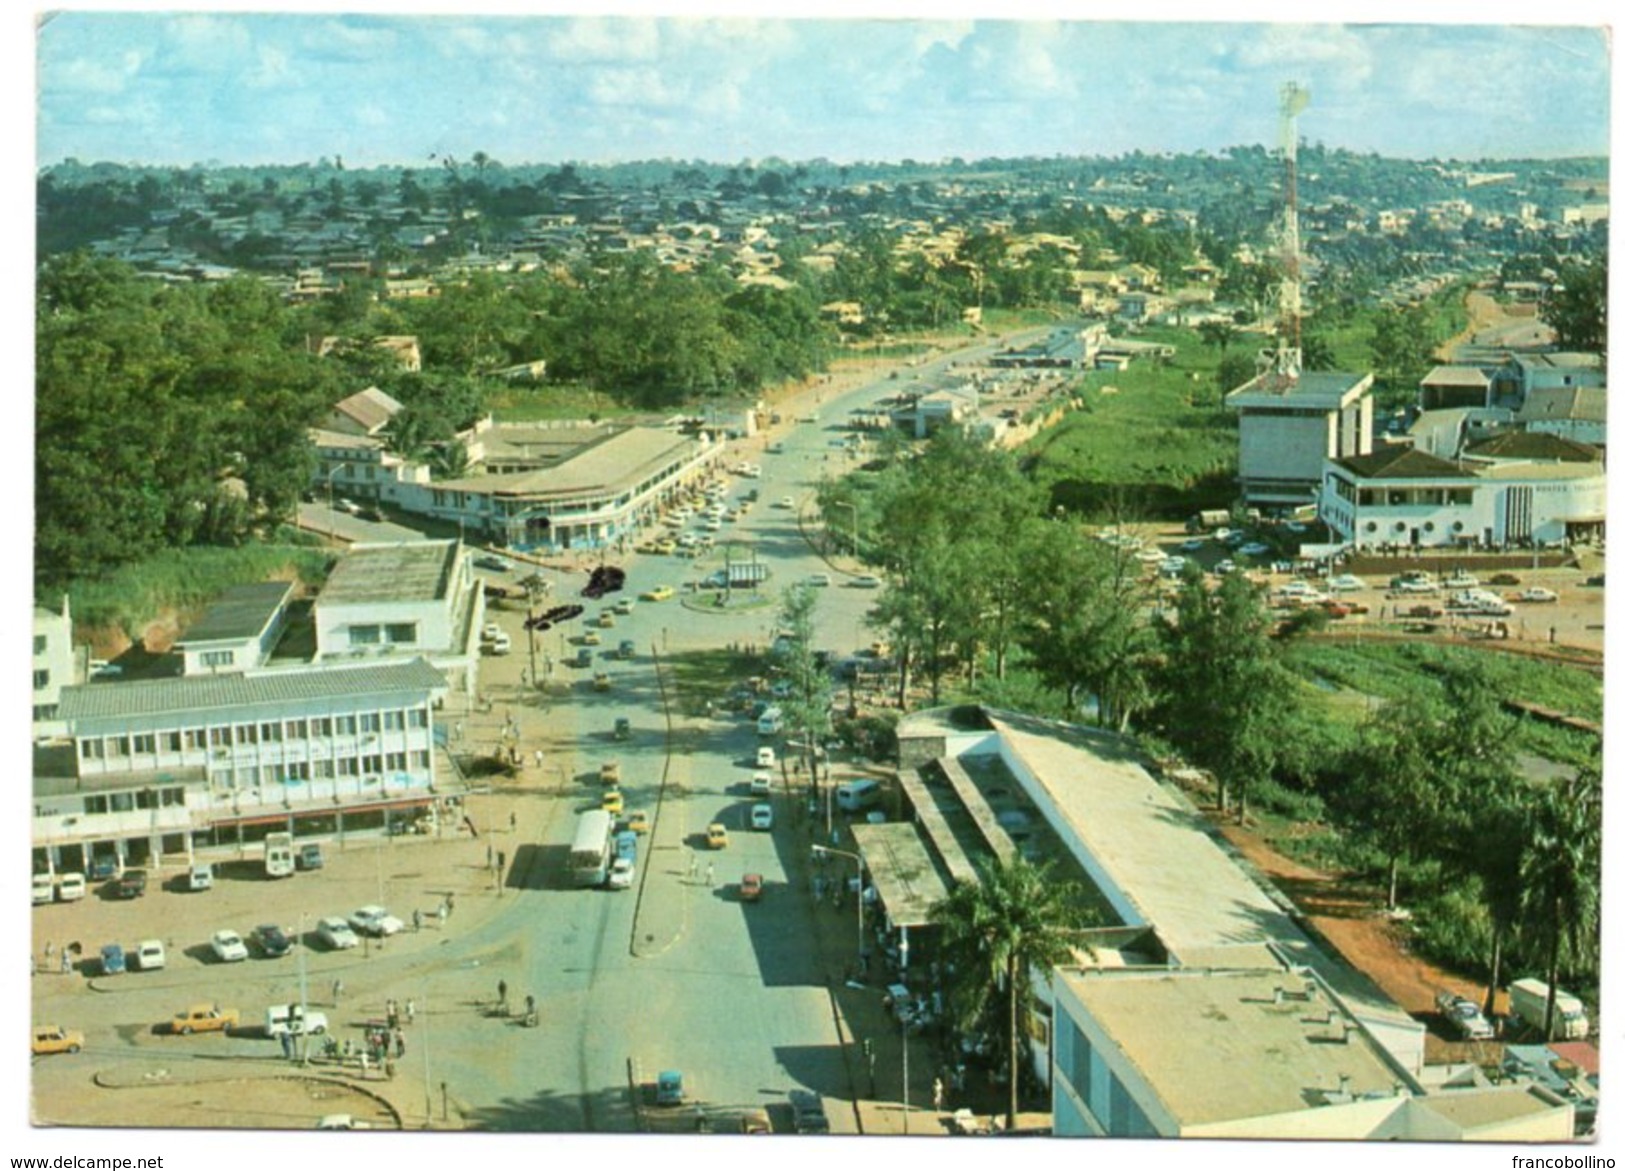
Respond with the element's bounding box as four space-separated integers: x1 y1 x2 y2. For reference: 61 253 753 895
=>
1060 968 1407 1128
318 541 460 608
1413 1085 1567 1131
1227 370 1372 410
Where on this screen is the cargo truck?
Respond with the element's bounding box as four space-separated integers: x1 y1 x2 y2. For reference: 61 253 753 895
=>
1509 978 1589 1040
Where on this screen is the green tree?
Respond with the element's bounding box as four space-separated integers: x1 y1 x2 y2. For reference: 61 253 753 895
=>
931 856 1095 1132
1152 572 1297 820
773 585 836 796
1369 303 1437 396
1517 757 1601 1041
1540 256 1607 356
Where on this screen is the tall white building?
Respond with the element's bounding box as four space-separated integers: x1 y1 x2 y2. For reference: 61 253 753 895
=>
1226 370 1375 507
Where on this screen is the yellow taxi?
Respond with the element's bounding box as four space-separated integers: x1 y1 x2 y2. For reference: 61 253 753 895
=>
602 789 624 817
641 585 676 602
32 1025 84 1056
623 810 650 835
706 822 729 850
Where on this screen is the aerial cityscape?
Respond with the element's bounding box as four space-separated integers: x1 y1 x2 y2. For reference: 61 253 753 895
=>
24 10 1610 1164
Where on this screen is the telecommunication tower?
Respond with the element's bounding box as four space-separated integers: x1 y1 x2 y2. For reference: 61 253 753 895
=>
1258 81 1310 389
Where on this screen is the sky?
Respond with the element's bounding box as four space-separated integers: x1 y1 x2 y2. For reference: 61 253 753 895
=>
32 4 1614 171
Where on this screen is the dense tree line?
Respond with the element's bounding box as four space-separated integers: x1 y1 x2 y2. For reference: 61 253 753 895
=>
35 254 342 589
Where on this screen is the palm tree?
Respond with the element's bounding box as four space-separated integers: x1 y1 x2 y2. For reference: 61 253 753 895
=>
930 855 1095 1131
1517 758 1601 1041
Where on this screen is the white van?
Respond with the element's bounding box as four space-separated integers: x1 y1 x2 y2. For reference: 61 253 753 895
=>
1509 977 1589 1040
756 707 784 736
835 779 882 813
265 1004 330 1037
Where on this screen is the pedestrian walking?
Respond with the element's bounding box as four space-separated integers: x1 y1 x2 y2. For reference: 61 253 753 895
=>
281 1032 294 1060
497 850 506 873
413 908 423 933
438 902 449 928
497 979 509 1013
509 810 518 832
525 994 536 1021
405 999 416 1025
395 1031 406 1060
332 978 344 1006
387 1000 400 1031
454 721 464 741
933 1077 945 1112
61 950 72 975
706 863 715 888
688 852 698 880
486 843 494 869
534 749 544 768
446 893 455 915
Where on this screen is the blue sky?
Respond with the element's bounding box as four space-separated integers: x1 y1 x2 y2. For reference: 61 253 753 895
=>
34 5 1613 169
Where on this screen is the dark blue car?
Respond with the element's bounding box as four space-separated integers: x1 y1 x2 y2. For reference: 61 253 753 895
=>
99 944 126 976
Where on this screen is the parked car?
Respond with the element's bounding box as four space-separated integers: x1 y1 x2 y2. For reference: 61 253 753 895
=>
480 622 504 643
253 924 293 959
706 823 729 850
483 630 513 655
187 863 215 891
1328 574 1367 593
641 585 675 602
756 746 776 768
99 944 127 976
265 1004 329 1037
134 940 166 971
111 869 148 900
210 930 249 963
623 810 650 835
618 639 636 661
32 874 53 905
56 873 86 902
600 760 623 786
739 873 764 902
750 771 773 795
474 553 515 573
614 717 632 740
777 495 797 509
789 1089 830 1135
32 1025 84 1056
1516 587 1559 604
606 857 636 890
297 843 324 871
316 917 359 950
347 906 404 937
1239 542 1273 558
850 574 883 589
88 856 120 882
750 803 774 831
1435 991 1494 1041
170 1004 239 1035
601 789 624 817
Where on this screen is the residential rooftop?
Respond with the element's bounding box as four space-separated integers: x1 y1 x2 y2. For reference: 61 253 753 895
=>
318 540 461 608
440 425 710 500
175 581 295 646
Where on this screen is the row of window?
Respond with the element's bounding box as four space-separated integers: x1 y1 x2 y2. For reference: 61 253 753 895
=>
217 750 431 786
348 623 419 647
79 707 430 761
82 786 188 815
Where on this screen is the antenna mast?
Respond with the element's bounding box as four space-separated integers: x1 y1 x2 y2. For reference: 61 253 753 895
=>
1274 81 1310 381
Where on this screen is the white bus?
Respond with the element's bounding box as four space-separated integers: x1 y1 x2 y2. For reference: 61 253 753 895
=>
569 810 615 888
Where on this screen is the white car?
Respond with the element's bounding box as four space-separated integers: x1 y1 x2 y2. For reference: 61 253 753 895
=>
756 746 776 768
1328 574 1367 593
316 917 359 950
750 803 774 831
806 573 832 587
750 771 773 795
211 930 249 963
606 858 636 890
1239 542 1273 558
483 630 512 655
777 496 796 509
31 874 53 905
135 940 166 971
1517 586 1559 604
348 906 404 937
850 574 883 589
480 622 504 643
474 553 514 573
57 873 86 902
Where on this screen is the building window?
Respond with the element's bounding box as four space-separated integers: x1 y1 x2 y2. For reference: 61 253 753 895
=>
106 736 130 758
260 722 283 742
84 795 108 815
201 650 234 669
162 787 185 807
185 728 207 750
335 715 357 736
337 757 360 777
386 622 417 644
80 739 104 761
285 761 310 781
109 792 134 813
312 717 333 737
362 754 384 775
408 709 428 728
33 635 46 655
313 760 335 779
287 719 308 739
349 625 382 647
410 750 430 768
384 710 405 731
33 669 50 690
132 733 156 755
235 723 258 745
210 726 232 748
163 731 182 752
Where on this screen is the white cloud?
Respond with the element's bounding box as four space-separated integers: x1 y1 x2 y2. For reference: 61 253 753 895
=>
44 51 143 97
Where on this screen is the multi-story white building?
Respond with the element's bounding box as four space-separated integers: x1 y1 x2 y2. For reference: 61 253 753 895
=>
38 657 448 876
1319 436 1606 552
1226 370 1376 507
32 595 75 738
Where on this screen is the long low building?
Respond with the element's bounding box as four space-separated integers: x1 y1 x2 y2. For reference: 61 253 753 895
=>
38 657 451 877
889 705 1575 1142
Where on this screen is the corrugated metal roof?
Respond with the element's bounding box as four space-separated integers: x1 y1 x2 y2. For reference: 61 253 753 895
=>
58 658 447 723
176 581 295 645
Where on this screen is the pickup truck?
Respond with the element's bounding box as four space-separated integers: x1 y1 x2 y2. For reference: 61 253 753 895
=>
170 1004 240 1035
